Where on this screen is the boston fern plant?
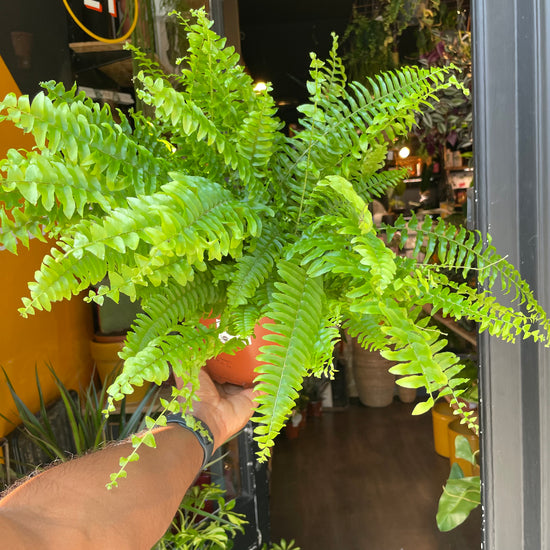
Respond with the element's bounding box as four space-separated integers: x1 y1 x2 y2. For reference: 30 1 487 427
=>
1 9 548 475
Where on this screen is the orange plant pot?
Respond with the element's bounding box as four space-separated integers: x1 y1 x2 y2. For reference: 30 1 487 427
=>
431 399 456 457
203 318 274 387
89 336 151 403
448 419 479 476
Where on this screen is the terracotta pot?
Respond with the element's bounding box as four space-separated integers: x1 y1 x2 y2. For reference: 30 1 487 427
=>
285 423 300 439
204 318 275 387
308 400 323 417
285 410 302 439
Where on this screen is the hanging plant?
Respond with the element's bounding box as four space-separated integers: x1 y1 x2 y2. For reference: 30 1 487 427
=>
414 1 472 159
343 0 441 80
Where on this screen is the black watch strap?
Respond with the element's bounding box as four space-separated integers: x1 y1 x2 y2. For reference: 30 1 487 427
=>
165 414 215 469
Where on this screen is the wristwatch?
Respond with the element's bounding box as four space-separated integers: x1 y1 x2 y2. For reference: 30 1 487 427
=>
165 413 215 469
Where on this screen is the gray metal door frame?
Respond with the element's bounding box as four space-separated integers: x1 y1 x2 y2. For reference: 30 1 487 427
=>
473 1 550 548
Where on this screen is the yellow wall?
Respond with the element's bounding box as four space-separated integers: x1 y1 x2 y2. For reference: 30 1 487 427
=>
0 55 94 439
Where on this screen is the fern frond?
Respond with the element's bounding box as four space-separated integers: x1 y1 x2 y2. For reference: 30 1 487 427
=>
386 213 550 335
253 260 325 460
0 202 48 252
352 232 397 292
306 33 347 103
68 174 261 265
279 63 463 215
355 143 388 180
19 175 263 317
124 43 169 82
0 147 118 252
356 168 409 202
308 321 341 377
235 92 283 199
410 269 549 345
336 144 405 199
133 10 274 196
225 304 263 337
107 323 226 407
175 9 255 119
19 245 110 317
136 73 240 168
122 272 225 361
0 90 166 198
226 225 285 307
1 149 113 216
342 312 388 351
301 175 396 291
0 86 172 253
291 230 356 279
376 300 455 414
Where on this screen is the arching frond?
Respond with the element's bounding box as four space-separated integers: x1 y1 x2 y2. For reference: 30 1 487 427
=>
253 260 325 460
356 168 409 202
19 174 263 317
226 224 285 307
275 52 466 216
385 213 550 337
121 271 226 361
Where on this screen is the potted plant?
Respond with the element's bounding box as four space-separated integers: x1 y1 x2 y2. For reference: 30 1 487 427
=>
284 409 302 441
154 482 247 550
352 337 397 407
302 376 329 417
1 364 158 475
1 9 548 482
436 435 480 532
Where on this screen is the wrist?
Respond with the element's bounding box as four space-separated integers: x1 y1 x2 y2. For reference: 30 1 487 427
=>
165 413 215 469
188 403 225 451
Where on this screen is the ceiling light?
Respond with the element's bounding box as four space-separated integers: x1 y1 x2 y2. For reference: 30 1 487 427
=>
253 81 267 93
398 146 410 159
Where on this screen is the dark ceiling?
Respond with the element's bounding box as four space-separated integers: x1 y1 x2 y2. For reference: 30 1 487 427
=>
238 0 355 106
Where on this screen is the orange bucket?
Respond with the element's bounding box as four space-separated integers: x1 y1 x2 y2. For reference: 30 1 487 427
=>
431 399 456 457
89 337 151 403
448 419 479 476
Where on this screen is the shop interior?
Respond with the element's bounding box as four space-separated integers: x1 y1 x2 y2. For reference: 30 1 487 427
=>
0 1 482 549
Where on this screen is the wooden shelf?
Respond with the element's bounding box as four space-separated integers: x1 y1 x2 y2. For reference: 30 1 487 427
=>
446 166 474 172
422 304 478 348
98 59 134 87
69 41 129 53
69 41 134 88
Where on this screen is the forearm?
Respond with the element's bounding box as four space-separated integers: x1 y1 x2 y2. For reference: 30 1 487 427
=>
0 370 256 550
0 425 205 550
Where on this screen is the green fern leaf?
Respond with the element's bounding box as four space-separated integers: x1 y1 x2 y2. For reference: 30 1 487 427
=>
253 260 325 460
107 323 226 408
226 225 284 307
122 272 225 361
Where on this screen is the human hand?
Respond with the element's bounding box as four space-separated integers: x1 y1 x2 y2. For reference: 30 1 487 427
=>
175 369 259 450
